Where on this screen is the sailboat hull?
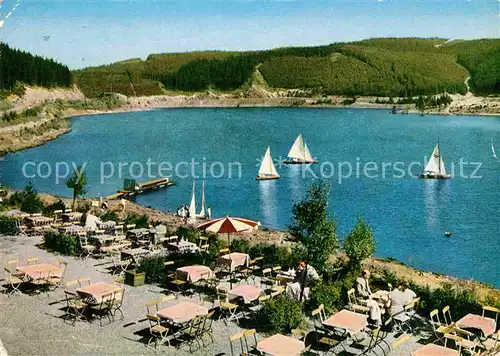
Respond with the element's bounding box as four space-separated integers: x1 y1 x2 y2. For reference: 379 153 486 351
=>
419 173 451 179
255 175 280 180
283 160 319 164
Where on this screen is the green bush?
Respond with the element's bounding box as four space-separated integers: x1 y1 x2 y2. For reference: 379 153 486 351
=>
124 213 149 228
137 255 168 284
230 238 250 253
258 296 305 333
101 210 119 222
248 243 292 268
20 184 44 214
176 226 201 243
307 281 345 315
43 200 66 216
43 232 80 256
0 216 18 235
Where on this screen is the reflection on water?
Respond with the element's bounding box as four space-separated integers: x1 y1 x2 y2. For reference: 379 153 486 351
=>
423 179 451 231
259 179 278 228
287 165 303 205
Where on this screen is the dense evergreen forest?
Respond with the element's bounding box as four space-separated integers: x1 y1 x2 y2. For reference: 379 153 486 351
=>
72 38 500 97
0 43 72 90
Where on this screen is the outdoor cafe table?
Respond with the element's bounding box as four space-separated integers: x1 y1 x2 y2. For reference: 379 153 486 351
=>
97 220 116 229
77 282 122 304
217 252 250 272
228 284 262 304
323 309 368 335
25 216 53 226
59 225 85 235
16 263 62 280
121 248 151 263
127 228 150 237
156 301 208 324
257 334 305 356
167 240 199 253
91 234 116 245
62 212 83 222
176 265 214 283
412 344 459 356
456 313 497 337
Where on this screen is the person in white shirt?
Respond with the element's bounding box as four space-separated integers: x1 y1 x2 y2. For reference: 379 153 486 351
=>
389 281 416 322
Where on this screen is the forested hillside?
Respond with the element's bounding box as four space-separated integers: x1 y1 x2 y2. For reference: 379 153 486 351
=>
0 43 72 91
73 38 500 98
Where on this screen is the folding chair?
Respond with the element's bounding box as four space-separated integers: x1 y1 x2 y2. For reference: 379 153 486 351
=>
146 314 170 349
229 332 247 356
217 287 238 324
114 225 124 235
312 305 346 355
260 267 275 290
444 333 479 355
219 248 229 256
111 289 125 320
78 235 96 259
111 251 130 276
347 288 370 314
64 289 87 326
481 329 500 354
200 310 215 345
430 309 455 344
243 329 259 354
78 277 92 287
5 259 24 278
170 271 187 296
350 327 381 355
183 316 204 352
90 291 114 326
482 305 500 326
26 256 40 265
3 268 23 295
390 334 410 355
145 298 161 315
442 305 453 327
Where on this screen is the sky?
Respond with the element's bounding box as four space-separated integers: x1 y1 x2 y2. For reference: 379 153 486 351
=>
0 0 499 69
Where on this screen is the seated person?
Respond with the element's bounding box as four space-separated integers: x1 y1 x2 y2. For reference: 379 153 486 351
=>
356 269 373 299
402 282 417 305
286 262 319 301
388 282 411 322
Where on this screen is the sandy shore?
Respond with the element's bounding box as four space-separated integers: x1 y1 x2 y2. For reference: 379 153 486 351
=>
1 86 499 157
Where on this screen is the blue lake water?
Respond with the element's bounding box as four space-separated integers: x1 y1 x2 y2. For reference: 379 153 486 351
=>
1 108 499 286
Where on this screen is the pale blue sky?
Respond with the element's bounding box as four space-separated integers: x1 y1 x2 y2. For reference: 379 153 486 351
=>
0 0 498 69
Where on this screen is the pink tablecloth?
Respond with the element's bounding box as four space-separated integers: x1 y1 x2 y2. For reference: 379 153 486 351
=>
257 334 305 356
176 265 214 283
217 252 250 272
76 282 122 301
323 309 368 335
228 284 262 304
412 344 459 356
456 313 497 337
16 263 62 280
156 302 208 324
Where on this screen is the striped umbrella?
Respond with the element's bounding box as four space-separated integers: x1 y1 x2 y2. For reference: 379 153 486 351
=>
196 216 260 245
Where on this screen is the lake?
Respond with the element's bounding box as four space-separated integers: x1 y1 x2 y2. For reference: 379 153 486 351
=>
1 108 499 286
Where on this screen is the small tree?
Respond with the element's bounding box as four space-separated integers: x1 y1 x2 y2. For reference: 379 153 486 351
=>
20 183 44 213
343 217 376 273
289 181 338 300
66 166 87 211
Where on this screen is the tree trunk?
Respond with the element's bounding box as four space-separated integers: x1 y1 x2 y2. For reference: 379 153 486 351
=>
71 189 77 211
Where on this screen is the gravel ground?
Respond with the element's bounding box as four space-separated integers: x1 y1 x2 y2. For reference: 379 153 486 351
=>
1 234 438 355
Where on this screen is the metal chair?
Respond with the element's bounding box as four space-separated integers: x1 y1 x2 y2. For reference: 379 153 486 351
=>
146 314 170 349
350 327 381 355
90 291 114 326
3 268 23 295
217 287 238 324
63 289 87 326
430 309 455 344
111 289 125 320
229 332 247 356
26 256 40 265
347 288 370 314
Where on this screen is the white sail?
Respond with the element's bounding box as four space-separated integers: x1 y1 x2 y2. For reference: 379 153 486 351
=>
303 142 314 162
424 144 447 175
259 147 279 177
198 181 206 218
188 181 196 220
287 134 305 160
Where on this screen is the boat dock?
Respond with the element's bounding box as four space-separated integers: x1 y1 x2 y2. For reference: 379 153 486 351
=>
106 178 173 199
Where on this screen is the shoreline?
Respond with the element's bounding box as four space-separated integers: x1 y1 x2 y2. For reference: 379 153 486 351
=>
1 89 499 157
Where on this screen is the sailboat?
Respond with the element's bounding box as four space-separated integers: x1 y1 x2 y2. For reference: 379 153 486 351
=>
284 134 318 164
256 147 280 180
492 134 498 160
419 142 451 179
197 181 208 219
188 181 197 222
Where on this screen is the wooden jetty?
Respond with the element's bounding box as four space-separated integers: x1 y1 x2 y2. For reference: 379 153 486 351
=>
106 178 173 199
